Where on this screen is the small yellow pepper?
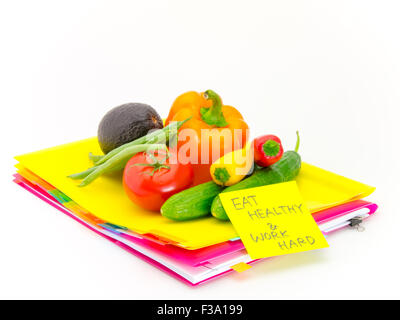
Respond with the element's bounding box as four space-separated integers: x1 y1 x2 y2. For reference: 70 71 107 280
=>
210 144 254 186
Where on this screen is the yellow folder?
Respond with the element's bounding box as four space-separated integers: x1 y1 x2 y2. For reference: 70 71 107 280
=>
15 137 375 249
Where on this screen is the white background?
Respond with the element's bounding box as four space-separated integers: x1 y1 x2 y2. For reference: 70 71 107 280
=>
1 0 399 299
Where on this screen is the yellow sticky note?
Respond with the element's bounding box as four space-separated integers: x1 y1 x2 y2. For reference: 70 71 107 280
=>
230 262 252 273
219 181 329 260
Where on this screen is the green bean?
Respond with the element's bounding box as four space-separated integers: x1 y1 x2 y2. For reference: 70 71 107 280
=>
68 166 97 180
69 118 188 180
91 118 189 166
88 152 104 164
68 161 124 180
78 144 167 187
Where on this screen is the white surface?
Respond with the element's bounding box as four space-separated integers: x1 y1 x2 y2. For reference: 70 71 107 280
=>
1 0 399 299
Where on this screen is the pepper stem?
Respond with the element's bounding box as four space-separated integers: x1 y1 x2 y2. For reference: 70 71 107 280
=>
214 167 231 185
200 90 229 127
262 140 280 157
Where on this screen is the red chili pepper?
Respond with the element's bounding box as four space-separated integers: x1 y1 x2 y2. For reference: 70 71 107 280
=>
253 135 284 167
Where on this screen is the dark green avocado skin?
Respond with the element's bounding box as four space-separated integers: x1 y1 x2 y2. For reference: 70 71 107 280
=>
97 103 163 154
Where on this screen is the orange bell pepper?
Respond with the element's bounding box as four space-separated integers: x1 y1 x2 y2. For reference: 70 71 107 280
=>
165 90 249 185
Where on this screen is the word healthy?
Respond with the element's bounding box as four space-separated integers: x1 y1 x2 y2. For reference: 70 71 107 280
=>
229 195 317 251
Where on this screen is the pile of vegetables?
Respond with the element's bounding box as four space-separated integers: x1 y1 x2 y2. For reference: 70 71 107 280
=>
68 90 302 222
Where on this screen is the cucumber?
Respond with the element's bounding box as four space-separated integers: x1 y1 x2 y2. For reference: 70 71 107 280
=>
161 181 225 221
211 149 302 220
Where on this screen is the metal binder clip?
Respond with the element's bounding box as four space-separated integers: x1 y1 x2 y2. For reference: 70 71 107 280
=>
349 217 365 232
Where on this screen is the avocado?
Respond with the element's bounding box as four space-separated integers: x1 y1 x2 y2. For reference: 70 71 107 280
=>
97 103 163 154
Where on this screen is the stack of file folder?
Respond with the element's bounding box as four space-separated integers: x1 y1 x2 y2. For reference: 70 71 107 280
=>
13 138 377 285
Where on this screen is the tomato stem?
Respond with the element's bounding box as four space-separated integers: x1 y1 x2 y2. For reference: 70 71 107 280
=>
133 151 171 176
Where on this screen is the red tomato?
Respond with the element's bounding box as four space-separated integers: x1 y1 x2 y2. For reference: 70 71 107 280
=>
123 151 194 211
